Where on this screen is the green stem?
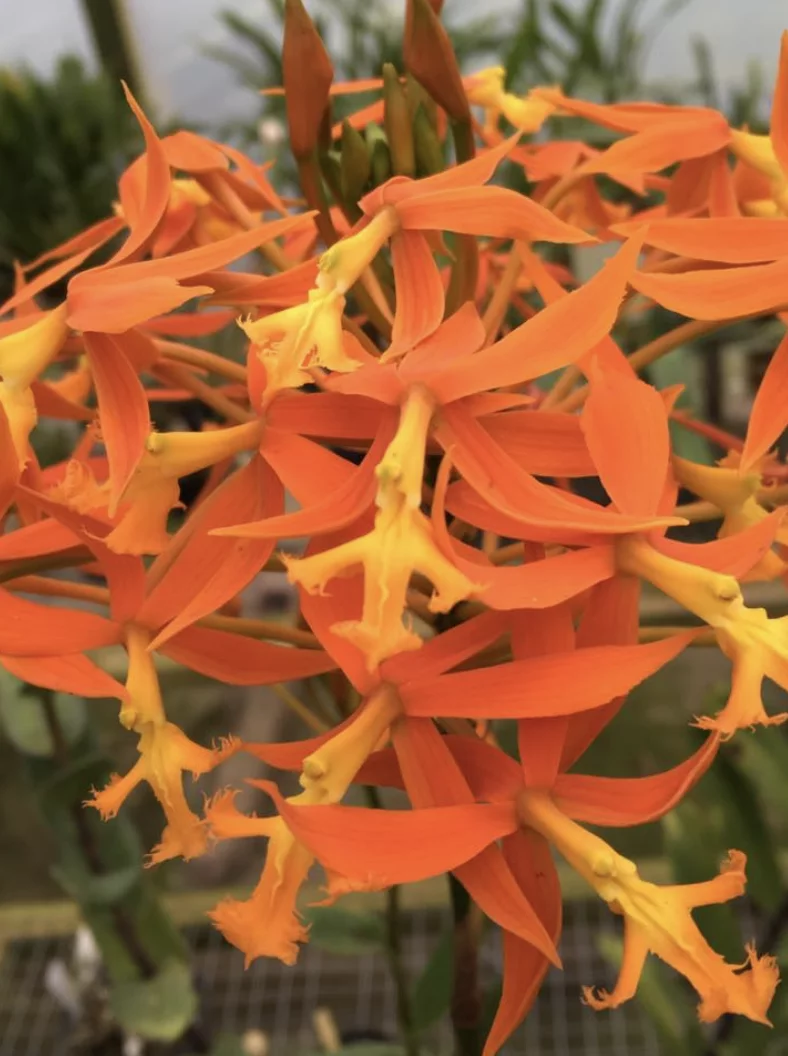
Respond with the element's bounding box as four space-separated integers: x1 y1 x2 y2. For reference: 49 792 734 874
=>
364 787 420 1056
449 874 482 1056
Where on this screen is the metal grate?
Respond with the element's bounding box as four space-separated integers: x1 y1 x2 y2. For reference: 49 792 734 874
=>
0 901 675 1055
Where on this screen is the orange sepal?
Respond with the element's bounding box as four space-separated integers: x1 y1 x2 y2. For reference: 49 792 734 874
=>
581 364 670 516
741 330 788 471
554 733 720 826
109 85 172 265
142 456 282 646
395 184 593 245
0 587 120 656
632 257 788 320
386 230 445 358
0 652 127 700
483 831 562 1056
429 234 645 402
277 790 521 888
400 631 695 719
160 625 336 684
611 217 788 263
82 332 150 513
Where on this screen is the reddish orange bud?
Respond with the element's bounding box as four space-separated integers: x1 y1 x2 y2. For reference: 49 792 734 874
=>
282 0 334 160
404 0 470 125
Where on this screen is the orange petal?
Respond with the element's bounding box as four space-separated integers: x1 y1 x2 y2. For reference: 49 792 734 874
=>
31 380 94 423
159 625 336 684
386 230 445 357
579 114 730 175
400 631 695 718
0 587 120 656
276 791 520 886
142 457 282 645
393 715 559 964
430 234 644 402
212 428 389 541
742 331 788 470
632 257 788 319
22 216 125 273
436 404 682 540
68 277 214 333
654 510 785 578
82 332 150 513
581 366 670 516
554 733 719 826
483 831 562 1056
481 409 595 477
269 392 393 441
0 652 127 699
142 310 236 338
0 517 81 561
382 609 508 683
561 576 641 769
109 85 172 265
612 217 788 263
432 455 615 608
396 185 592 245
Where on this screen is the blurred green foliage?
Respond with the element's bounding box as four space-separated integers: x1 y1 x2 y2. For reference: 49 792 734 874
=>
0 56 141 298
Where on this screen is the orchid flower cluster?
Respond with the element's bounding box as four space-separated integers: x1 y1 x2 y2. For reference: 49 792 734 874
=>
4 0 788 1049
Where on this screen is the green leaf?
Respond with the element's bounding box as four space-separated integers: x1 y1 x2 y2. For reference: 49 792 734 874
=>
52 861 142 907
0 685 86 757
302 905 385 955
662 803 743 962
705 753 783 912
110 959 197 1042
597 933 704 1053
411 928 453 1031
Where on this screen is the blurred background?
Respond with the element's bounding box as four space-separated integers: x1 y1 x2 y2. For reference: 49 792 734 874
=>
1 2 787 1055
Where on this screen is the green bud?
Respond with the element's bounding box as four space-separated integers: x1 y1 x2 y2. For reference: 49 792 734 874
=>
366 122 393 185
382 63 416 177
340 120 372 204
413 104 445 176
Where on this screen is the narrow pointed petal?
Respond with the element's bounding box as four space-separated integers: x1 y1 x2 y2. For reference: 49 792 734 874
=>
160 625 335 684
31 380 94 423
109 85 171 265
68 278 214 334
430 234 645 402
142 310 236 337
654 510 785 578
481 410 596 477
82 332 150 513
432 456 615 608
435 405 682 538
278 795 520 885
579 114 730 176
382 609 508 683
483 831 562 1056
387 230 445 356
400 632 694 718
213 429 390 541
0 518 81 561
399 301 485 377
269 392 395 442
396 185 592 244
561 575 641 769
22 215 125 272
632 257 788 320
742 331 788 470
554 733 720 826
0 653 127 699
0 587 120 656
611 217 788 263
392 717 559 963
142 458 282 645
581 368 670 516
